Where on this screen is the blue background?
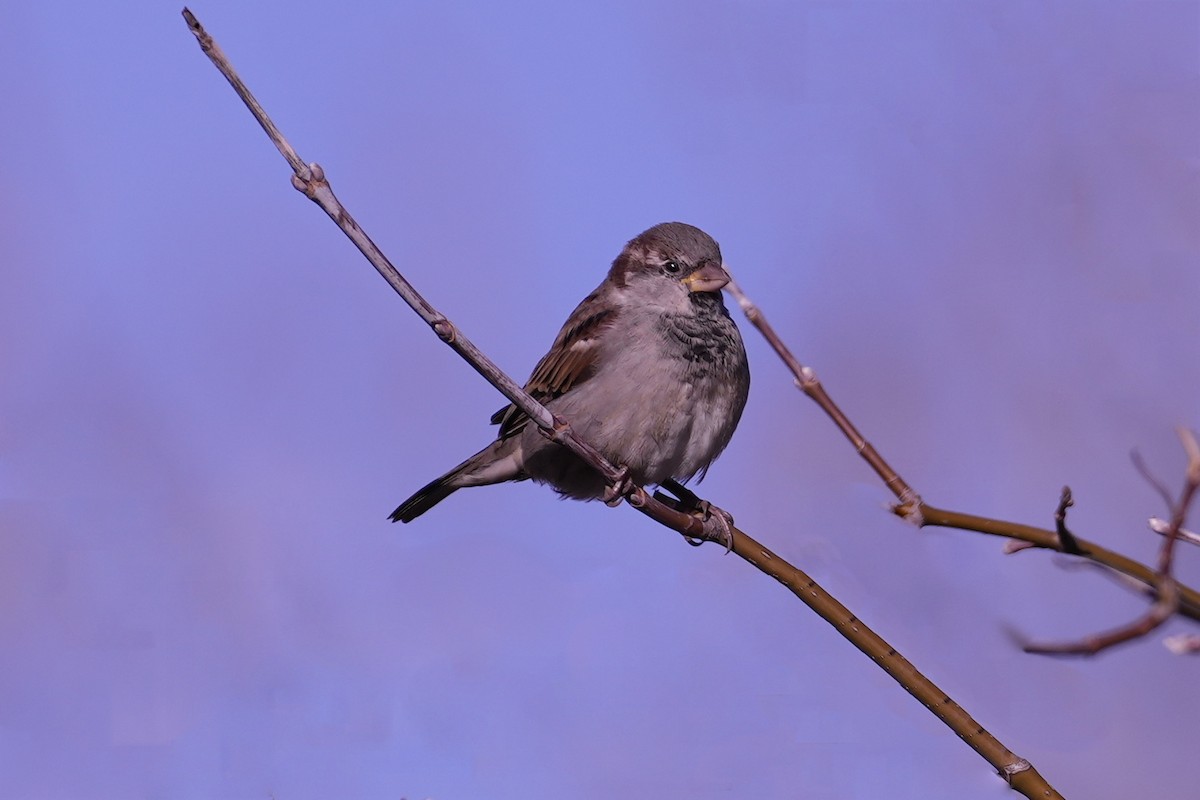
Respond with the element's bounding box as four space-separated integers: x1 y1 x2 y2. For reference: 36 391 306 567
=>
2 2 1198 798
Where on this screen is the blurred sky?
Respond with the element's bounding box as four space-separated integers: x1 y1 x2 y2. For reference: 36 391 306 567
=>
2 2 1199 799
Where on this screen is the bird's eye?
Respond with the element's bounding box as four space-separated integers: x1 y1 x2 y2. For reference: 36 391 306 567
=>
663 261 681 275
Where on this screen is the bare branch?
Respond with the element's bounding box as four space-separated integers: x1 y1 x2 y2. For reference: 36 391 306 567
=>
1149 429 1200 580
916 504 1200 621
724 278 921 511
182 10 1063 797
1019 429 1200 656
1017 579 1179 657
182 9 307 176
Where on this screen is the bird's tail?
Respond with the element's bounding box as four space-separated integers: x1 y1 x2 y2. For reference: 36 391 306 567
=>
390 475 458 523
389 441 523 523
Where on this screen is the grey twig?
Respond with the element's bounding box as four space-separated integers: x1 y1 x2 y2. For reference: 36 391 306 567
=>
723 278 923 515
1149 517 1200 547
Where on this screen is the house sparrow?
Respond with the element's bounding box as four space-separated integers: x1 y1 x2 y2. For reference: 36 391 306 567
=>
391 222 749 522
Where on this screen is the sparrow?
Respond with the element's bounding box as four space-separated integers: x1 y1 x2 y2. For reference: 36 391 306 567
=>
391 221 750 522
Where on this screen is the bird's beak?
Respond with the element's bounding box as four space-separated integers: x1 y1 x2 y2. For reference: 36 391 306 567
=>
683 261 730 294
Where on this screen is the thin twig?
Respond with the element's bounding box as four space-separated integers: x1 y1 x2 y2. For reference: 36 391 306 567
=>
1132 449 1175 511
1054 486 1082 554
1017 578 1179 656
1019 429 1200 656
1164 634 1200 655
182 9 1062 797
917 504 1200 622
1149 517 1200 547
723 278 922 514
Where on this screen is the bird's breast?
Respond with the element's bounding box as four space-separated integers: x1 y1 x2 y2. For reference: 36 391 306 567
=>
655 303 745 382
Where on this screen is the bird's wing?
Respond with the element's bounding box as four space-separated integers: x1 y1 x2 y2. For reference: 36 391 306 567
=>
490 291 616 439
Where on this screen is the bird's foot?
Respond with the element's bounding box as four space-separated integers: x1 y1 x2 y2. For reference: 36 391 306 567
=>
704 504 736 553
603 465 635 507
660 479 735 553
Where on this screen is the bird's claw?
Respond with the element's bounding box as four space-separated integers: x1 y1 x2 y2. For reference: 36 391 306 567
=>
603 465 635 507
698 500 736 553
661 480 734 552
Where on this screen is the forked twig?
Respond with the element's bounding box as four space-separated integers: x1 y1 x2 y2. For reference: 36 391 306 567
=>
1019 430 1199 656
723 278 1200 625
182 8 1060 797
1016 579 1179 656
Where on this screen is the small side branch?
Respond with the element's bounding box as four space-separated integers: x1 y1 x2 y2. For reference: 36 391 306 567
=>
1016 578 1179 657
1054 487 1082 555
1019 430 1200 656
1149 517 1200 548
916 504 1200 623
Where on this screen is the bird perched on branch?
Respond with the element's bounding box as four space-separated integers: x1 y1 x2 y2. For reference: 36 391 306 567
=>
391 222 750 522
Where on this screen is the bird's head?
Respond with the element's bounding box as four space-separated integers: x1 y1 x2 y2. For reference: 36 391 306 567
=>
608 222 731 311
